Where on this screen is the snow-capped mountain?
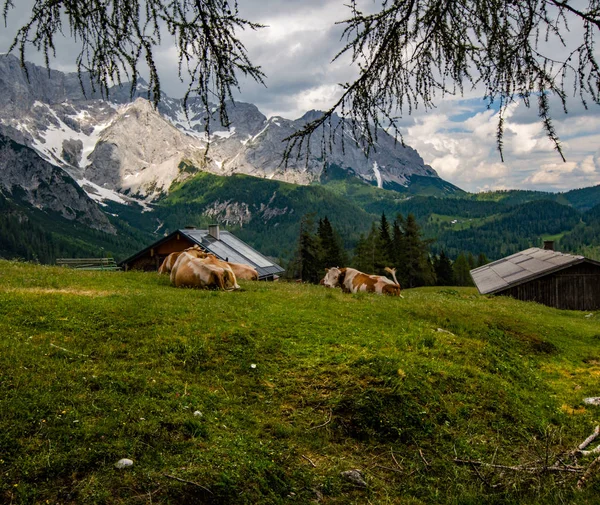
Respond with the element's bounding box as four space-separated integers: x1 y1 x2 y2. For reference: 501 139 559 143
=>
0 133 115 233
0 53 448 207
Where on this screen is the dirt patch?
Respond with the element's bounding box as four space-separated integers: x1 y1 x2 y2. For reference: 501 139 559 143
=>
1 287 115 297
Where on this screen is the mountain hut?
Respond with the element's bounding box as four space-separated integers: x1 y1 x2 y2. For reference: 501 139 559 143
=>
470 242 600 311
120 225 285 280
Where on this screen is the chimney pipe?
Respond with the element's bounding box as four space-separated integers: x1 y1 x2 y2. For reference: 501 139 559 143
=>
208 224 220 240
543 240 554 251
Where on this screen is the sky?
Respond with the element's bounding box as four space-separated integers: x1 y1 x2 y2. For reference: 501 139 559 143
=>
2 0 600 194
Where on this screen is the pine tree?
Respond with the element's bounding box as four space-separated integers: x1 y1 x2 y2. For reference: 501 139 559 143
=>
352 223 381 274
467 252 476 270
477 253 489 267
391 215 408 285
317 216 346 269
402 214 435 288
378 212 393 266
352 233 369 273
434 250 454 286
11 1 600 161
453 253 474 286
296 214 321 283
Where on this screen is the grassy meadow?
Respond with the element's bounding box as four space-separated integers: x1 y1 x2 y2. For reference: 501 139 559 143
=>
1 259 599 504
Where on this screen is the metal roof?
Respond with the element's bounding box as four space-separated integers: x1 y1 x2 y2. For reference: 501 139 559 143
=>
179 229 285 279
120 228 285 279
470 247 586 295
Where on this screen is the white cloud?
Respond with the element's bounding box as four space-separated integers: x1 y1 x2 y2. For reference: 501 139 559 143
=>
4 0 600 193
402 97 600 192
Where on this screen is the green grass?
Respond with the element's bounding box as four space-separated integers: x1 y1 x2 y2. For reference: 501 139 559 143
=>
1 260 600 504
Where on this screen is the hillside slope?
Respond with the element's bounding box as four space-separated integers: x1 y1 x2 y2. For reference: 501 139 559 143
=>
1 261 599 504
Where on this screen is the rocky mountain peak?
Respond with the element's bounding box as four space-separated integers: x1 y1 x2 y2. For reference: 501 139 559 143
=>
0 55 450 206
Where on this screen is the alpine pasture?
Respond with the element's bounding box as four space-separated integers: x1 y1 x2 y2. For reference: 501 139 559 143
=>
1 259 599 504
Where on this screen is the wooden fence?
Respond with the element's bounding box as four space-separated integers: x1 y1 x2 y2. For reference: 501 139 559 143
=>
56 258 120 271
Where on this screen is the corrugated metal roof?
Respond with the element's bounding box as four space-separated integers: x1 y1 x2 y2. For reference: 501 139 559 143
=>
180 229 285 279
470 248 585 295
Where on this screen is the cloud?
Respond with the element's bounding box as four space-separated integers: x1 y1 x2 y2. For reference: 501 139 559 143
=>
3 0 600 193
401 97 600 192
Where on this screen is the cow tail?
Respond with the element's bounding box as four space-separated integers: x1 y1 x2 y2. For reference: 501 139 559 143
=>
384 267 400 288
215 272 226 291
224 270 240 291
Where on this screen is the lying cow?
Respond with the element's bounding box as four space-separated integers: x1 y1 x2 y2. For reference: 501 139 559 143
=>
158 251 183 274
227 261 259 281
170 251 240 290
322 266 401 296
159 247 258 280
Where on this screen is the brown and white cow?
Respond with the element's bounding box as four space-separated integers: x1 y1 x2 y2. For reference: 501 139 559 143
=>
160 246 258 281
158 251 183 274
159 246 206 274
227 262 259 281
322 267 401 296
170 251 240 290
187 251 258 281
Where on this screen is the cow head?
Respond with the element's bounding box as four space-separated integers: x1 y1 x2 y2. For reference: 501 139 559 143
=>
184 247 207 259
322 267 342 288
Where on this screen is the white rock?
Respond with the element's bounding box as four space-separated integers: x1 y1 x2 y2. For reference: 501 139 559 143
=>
193 411 203 417
250 364 257 369
341 469 367 487
115 458 134 469
583 397 600 406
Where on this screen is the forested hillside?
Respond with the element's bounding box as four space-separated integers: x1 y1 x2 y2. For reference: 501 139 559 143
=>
0 195 152 263
561 203 600 260
1 168 600 267
431 200 583 259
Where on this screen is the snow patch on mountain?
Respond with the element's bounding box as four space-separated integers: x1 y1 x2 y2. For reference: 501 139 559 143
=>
0 53 452 208
372 161 383 189
79 179 128 206
212 127 236 139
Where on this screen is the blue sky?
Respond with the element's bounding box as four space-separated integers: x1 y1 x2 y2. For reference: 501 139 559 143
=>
2 0 600 193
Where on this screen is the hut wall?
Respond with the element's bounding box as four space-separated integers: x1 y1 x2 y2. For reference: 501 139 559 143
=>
497 261 600 310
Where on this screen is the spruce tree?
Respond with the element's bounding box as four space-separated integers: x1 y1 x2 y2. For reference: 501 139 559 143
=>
453 253 474 286
403 214 435 288
352 223 380 274
317 216 346 269
391 215 408 286
352 234 369 273
477 253 489 267
467 252 476 270
434 250 454 286
296 214 321 284
378 212 393 266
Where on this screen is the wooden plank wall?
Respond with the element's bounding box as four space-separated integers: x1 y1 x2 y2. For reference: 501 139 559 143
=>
126 236 196 271
497 261 600 310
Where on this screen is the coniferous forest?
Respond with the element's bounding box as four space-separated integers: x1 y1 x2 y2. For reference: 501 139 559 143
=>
290 211 492 287
1 172 600 283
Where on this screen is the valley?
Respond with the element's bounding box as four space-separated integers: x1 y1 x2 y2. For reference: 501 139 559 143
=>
1 53 599 269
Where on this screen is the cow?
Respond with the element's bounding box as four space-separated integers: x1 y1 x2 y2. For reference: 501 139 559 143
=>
321 266 401 296
159 246 258 281
227 262 259 281
170 251 240 290
158 251 183 274
158 246 215 274
184 251 257 281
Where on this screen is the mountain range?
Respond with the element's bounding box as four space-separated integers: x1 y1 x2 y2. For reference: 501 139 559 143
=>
0 53 599 265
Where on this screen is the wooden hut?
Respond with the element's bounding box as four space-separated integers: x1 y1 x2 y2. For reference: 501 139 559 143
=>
120 225 284 280
470 243 600 310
